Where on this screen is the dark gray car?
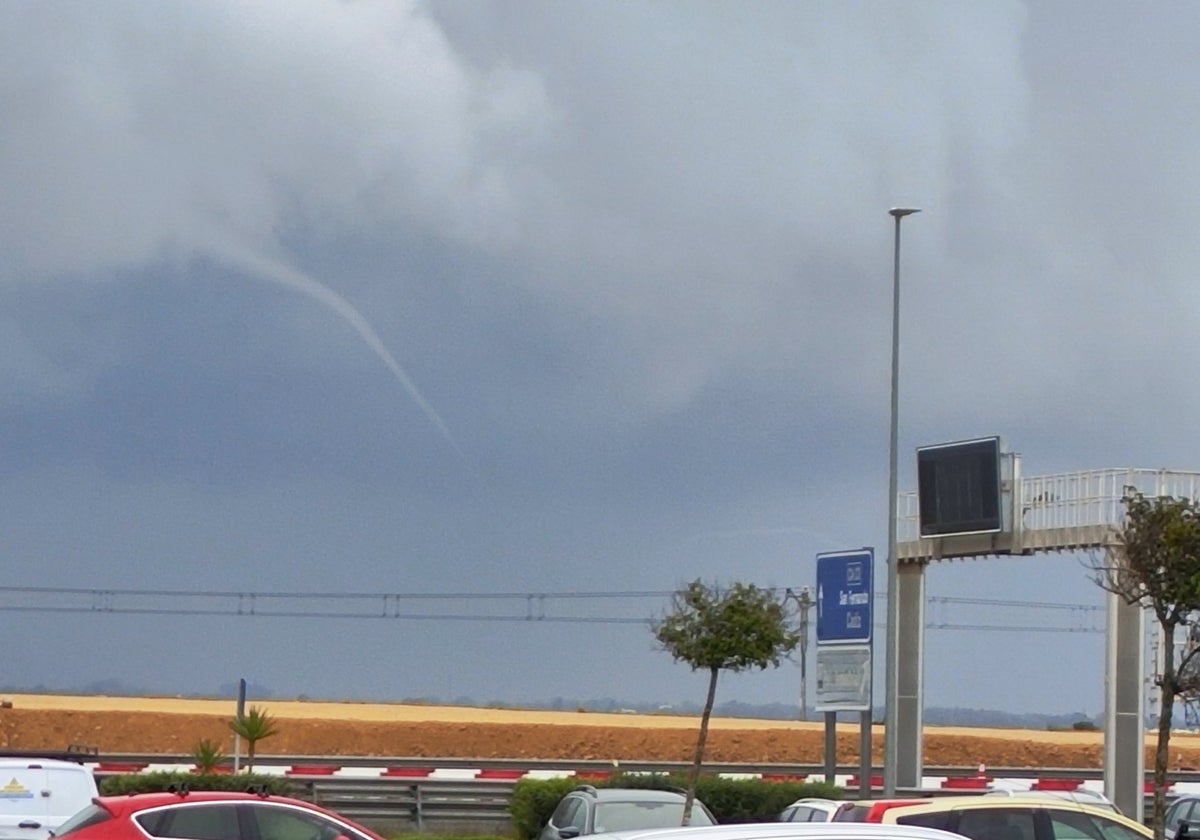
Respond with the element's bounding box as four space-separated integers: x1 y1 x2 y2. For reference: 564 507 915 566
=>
540 786 717 840
1166 794 1200 840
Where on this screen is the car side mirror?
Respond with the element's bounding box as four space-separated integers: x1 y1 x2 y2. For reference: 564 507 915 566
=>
559 828 581 839
1178 820 1191 840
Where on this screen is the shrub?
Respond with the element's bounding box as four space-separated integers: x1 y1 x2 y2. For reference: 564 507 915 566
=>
510 777 580 840
99 771 293 797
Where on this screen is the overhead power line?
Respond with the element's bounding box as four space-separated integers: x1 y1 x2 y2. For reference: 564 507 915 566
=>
0 585 1105 633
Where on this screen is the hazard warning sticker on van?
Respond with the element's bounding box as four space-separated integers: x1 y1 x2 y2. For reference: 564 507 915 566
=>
0 778 33 800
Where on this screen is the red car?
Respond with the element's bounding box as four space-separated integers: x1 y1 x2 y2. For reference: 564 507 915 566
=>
53 790 387 840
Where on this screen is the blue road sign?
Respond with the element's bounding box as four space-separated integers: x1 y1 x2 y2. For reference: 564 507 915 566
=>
816 549 873 645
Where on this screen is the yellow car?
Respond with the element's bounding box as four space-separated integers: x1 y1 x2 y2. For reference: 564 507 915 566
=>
871 795 1151 840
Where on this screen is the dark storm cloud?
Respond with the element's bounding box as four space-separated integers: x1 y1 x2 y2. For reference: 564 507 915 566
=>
0 1 1193 714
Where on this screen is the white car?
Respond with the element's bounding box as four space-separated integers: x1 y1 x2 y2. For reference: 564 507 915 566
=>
583 821 971 840
0 756 99 840
780 799 843 823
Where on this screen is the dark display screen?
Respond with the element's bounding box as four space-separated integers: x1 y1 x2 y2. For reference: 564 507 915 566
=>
917 438 1002 537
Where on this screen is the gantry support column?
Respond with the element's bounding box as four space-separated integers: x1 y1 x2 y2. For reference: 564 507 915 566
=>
1104 590 1144 821
895 560 926 789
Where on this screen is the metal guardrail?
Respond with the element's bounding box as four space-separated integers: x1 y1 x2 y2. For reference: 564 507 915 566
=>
90 753 1200 783
300 778 518 833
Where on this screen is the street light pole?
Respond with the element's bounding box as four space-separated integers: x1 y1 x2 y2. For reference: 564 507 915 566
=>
797 587 812 721
785 586 814 721
883 207 919 797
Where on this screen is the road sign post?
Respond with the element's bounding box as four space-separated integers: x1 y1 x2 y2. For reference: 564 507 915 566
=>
814 549 874 793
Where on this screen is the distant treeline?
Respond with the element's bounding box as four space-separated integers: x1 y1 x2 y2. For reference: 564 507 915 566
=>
0 679 1102 731
516 696 1100 731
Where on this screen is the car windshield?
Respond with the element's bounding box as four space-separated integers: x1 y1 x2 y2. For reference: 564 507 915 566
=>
593 802 713 833
52 805 111 838
834 804 870 822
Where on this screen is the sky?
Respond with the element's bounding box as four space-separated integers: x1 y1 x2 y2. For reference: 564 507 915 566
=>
1 1 1196 719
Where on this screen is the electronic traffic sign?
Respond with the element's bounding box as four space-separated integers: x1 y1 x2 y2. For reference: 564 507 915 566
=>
917 436 1003 537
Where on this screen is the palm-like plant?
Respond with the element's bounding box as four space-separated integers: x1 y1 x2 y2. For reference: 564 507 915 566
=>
228 705 279 771
190 738 226 774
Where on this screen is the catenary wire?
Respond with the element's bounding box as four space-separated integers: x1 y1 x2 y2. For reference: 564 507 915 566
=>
0 585 1106 632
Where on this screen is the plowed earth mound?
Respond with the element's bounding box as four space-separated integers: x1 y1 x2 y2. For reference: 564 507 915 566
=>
2 695 1197 770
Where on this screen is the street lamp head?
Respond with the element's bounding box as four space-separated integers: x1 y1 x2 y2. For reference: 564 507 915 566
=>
889 207 921 219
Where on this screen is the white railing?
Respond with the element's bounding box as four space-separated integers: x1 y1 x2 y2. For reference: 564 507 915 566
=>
898 468 1200 560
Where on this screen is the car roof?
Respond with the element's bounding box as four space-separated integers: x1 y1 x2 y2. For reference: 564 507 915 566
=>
875 796 1150 835
584 820 970 840
100 792 299 810
582 788 690 803
0 756 90 770
982 789 1117 810
782 800 843 819
879 795 1115 812
833 800 934 821
96 792 356 822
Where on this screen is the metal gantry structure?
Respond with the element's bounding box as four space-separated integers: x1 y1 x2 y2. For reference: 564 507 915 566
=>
891 464 1200 822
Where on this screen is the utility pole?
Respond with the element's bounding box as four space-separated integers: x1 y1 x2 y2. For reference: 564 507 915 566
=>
787 587 815 721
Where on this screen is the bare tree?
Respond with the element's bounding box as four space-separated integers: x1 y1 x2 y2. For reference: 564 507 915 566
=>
1089 490 1200 838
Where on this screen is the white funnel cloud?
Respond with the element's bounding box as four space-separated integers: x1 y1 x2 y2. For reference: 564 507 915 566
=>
207 237 468 465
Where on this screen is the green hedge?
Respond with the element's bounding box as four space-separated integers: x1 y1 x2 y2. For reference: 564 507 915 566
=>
99 771 295 797
509 774 842 840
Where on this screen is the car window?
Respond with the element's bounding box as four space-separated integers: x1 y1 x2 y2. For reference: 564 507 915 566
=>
1052 811 1147 840
246 804 352 840
954 807 1037 840
137 803 241 840
568 799 587 833
54 805 113 838
834 804 870 822
1047 809 1107 840
551 796 581 829
789 807 814 822
1091 819 1149 840
593 802 709 833
896 812 952 831
1168 801 1195 831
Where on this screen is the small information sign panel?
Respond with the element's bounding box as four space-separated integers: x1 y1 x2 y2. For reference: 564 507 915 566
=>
815 644 872 712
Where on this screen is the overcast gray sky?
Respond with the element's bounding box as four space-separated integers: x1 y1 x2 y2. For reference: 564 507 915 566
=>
1 1 1193 717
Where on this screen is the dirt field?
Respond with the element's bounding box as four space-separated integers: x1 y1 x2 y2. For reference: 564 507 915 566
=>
0 694 1196 770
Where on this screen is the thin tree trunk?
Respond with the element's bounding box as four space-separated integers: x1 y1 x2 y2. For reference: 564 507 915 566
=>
1153 623 1177 840
683 667 719 826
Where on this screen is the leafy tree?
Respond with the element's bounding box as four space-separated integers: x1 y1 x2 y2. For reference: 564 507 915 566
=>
1090 490 1200 838
228 705 279 772
652 579 800 825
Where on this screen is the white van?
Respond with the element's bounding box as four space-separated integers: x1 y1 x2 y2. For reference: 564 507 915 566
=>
0 757 98 840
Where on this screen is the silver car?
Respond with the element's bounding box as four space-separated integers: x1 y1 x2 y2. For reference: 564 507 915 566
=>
540 787 717 840
583 821 970 840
